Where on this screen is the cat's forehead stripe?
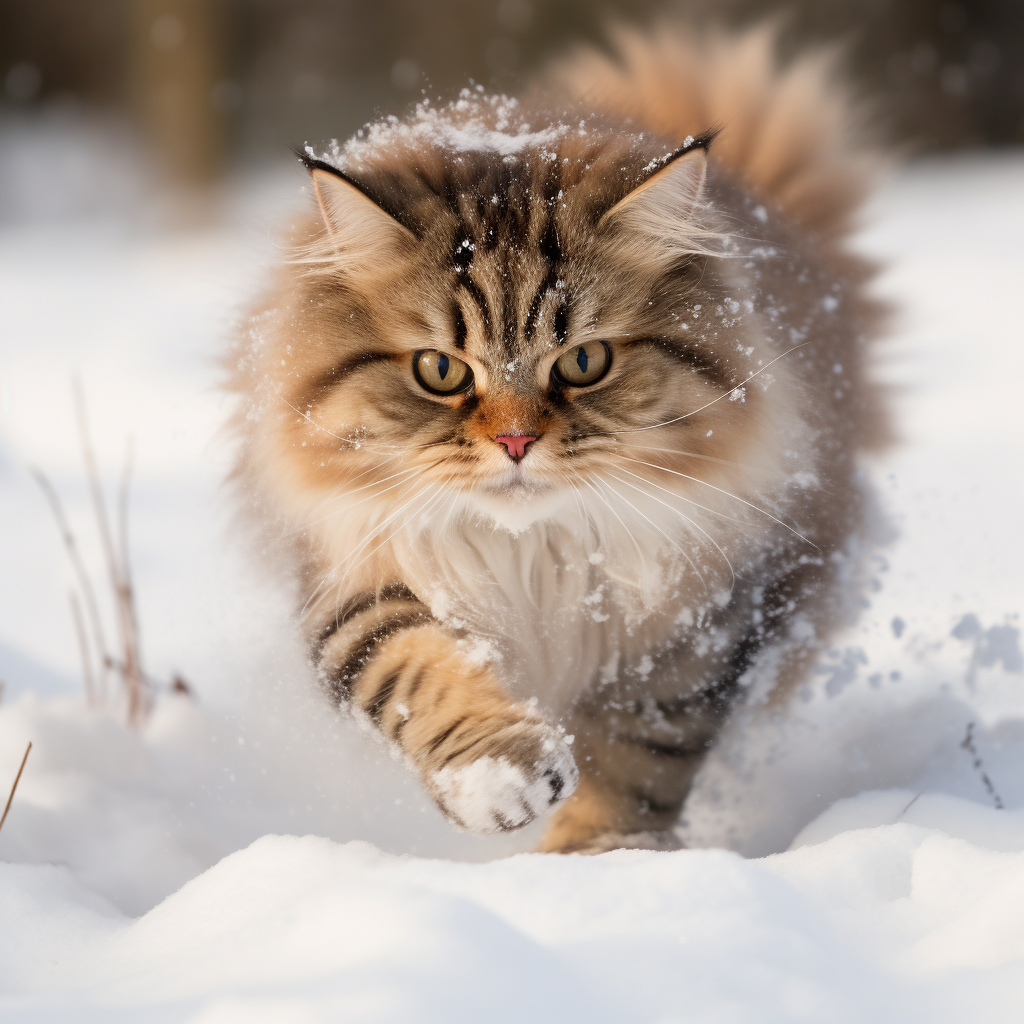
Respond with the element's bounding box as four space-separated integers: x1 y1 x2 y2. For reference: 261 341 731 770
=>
442 178 568 359
452 304 467 351
457 275 492 339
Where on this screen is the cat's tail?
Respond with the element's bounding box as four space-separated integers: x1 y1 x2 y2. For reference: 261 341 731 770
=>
544 22 878 243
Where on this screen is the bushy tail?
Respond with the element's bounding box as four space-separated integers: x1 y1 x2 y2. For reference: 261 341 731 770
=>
545 23 877 243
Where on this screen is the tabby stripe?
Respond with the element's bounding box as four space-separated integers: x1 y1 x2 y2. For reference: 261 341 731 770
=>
610 734 706 758
501 273 518 357
392 712 411 745
453 303 467 350
365 668 402 721
384 662 428 744
403 666 427 705
427 716 467 756
553 304 569 345
314 583 419 653
438 730 493 767
459 277 491 337
630 790 681 815
328 609 432 702
653 621 773 721
523 271 556 341
302 351 396 408
623 338 732 389
524 215 560 341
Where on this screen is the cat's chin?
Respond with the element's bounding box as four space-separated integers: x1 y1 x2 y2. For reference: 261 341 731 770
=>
467 479 575 534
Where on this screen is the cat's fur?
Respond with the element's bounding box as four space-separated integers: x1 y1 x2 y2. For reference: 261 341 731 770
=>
230 24 887 853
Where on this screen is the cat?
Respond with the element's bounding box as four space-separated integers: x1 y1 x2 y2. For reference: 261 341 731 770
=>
229 24 888 853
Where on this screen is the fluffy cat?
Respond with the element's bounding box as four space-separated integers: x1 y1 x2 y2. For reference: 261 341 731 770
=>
230 24 887 853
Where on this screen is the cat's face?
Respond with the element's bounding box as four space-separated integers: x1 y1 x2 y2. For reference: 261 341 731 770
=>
269 105 781 536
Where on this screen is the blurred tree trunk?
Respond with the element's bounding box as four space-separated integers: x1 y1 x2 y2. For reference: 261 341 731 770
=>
128 0 225 186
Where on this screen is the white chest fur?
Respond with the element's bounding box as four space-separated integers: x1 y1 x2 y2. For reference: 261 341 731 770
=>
386 487 740 716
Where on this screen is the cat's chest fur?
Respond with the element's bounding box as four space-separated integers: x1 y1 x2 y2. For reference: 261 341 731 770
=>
385 493 751 717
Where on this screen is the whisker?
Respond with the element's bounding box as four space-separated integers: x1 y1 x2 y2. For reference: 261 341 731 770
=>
580 477 649 575
620 442 747 469
338 482 442 573
338 457 465 575
277 393 447 458
279 394 358 446
436 477 468 540
336 461 472 598
606 342 810 436
605 470 734 591
612 457 757 529
319 482 442 619
569 481 598 547
594 477 708 594
297 483 431 619
336 481 450 591
275 466 423 543
614 454 817 549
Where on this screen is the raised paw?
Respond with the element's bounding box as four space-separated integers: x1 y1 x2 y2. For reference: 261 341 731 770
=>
427 715 579 834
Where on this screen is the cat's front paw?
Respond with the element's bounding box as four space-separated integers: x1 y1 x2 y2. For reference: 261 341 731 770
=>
428 717 578 834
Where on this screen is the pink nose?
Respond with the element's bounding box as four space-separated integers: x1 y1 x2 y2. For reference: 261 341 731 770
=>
494 434 538 462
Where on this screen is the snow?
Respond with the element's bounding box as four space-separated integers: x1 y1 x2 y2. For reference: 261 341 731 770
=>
5 824 1024 1021
1 133 1023 1020
314 93 568 172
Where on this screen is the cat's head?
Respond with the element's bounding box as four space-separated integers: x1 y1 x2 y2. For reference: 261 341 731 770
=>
256 96 787 544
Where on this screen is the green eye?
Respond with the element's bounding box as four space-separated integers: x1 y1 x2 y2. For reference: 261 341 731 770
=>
413 349 473 395
553 341 611 387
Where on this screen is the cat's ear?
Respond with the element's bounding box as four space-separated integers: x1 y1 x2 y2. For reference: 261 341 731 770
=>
599 135 713 232
301 155 417 261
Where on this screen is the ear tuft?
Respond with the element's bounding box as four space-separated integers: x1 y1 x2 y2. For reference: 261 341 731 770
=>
298 154 417 272
600 144 709 230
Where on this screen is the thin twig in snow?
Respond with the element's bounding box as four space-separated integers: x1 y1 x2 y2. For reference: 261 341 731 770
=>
31 467 112 698
896 792 922 820
117 436 136 625
36 382 191 724
0 742 32 835
962 722 1004 809
72 379 148 726
69 590 96 706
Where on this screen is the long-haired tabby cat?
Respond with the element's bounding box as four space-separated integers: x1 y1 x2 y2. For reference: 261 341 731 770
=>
231 25 887 853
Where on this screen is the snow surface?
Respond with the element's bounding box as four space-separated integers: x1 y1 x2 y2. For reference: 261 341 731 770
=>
1 133 1023 1020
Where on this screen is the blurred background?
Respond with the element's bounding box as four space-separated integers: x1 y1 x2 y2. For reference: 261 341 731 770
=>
1 0 1023 213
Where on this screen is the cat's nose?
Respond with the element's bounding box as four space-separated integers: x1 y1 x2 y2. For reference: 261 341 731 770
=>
494 434 538 462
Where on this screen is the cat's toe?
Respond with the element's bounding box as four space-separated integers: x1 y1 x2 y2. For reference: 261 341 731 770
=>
429 720 577 834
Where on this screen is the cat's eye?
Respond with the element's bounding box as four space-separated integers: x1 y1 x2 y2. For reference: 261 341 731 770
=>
552 341 611 387
413 349 473 395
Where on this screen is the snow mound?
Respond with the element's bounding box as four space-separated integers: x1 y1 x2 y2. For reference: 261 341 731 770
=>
4 813 1024 1022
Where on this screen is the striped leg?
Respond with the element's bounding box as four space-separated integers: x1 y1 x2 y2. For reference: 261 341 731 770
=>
539 678 738 854
540 597 804 853
314 585 578 833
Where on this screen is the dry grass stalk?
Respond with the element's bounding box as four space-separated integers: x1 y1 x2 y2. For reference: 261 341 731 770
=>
72 380 149 727
32 467 112 700
962 722 1004 810
69 591 96 706
0 742 32 836
33 381 192 727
